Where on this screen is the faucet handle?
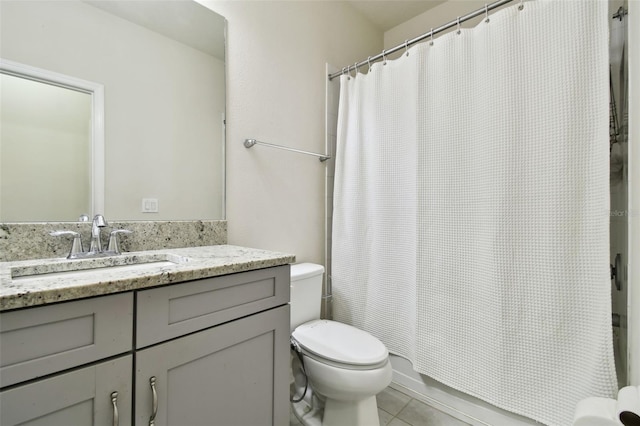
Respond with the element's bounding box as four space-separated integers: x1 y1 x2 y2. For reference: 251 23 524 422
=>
107 229 133 254
50 230 84 259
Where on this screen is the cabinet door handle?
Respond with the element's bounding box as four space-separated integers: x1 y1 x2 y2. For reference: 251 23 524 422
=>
111 391 119 426
149 376 158 426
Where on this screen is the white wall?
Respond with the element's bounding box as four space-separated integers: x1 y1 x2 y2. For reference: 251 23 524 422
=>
384 0 499 51
0 1 225 221
199 1 382 263
384 0 627 52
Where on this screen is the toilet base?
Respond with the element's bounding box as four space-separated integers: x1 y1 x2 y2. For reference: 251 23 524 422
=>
292 393 381 426
292 382 381 426
322 396 380 426
291 390 323 426
290 337 388 426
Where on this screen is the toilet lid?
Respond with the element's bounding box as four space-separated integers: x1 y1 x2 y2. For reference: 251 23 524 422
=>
292 320 388 366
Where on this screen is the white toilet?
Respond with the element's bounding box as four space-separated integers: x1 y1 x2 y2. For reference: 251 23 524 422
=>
290 263 392 426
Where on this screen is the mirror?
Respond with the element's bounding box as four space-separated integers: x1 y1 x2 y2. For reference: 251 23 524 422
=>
0 0 226 222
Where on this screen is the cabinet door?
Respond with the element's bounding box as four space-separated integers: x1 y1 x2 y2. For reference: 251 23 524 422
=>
0 355 132 426
135 305 289 426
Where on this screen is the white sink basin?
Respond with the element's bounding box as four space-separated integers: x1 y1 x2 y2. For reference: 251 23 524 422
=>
11 253 191 281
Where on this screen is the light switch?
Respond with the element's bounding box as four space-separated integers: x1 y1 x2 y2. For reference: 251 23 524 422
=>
142 198 159 213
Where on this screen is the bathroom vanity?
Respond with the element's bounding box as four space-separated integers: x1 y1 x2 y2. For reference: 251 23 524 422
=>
0 245 295 426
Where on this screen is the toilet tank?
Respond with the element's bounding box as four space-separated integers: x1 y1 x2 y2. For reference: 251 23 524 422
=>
290 263 324 331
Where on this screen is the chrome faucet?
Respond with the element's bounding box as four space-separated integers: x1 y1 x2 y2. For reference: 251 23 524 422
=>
89 214 108 253
50 214 133 259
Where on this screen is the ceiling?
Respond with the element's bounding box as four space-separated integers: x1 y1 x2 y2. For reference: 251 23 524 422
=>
347 1 447 31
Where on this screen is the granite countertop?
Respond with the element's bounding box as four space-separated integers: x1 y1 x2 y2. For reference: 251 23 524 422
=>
0 245 295 311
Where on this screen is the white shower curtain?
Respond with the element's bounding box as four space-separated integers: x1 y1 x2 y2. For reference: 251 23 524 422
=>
332 1 617 425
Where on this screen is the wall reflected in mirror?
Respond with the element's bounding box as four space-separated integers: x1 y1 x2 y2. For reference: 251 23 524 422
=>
0 0 226 222
1 73 92 222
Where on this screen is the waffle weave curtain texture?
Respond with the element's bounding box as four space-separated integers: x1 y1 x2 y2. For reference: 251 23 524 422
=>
331 1 616 425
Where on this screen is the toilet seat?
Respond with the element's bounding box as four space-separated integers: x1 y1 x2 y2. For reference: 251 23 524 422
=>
292 320 388 370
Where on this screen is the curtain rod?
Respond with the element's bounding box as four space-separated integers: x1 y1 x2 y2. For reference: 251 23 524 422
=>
328 0 516 81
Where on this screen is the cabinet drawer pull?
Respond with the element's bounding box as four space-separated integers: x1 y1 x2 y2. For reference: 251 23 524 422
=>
149 376 158 426
111 391 119 426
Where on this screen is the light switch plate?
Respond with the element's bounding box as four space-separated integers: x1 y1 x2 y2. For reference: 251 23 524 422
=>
142 198 159 213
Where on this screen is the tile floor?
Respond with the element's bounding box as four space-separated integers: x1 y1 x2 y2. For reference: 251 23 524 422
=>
290 386 470 426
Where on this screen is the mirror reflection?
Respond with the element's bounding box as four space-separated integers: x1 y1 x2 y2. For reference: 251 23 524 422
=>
0 0 226 222
1 73 93 222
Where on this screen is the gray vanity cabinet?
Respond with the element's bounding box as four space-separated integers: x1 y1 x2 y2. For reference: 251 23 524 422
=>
0 263 291 426
134 265 291 426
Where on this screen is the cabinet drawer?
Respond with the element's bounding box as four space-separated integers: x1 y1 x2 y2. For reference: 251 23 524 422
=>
0 293 133 388
136 265 290 348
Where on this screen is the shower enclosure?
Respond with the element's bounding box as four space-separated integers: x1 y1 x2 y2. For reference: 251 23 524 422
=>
609 1 629 389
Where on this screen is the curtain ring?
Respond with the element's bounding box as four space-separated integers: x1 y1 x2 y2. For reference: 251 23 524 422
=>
343 66 351 80
456 16 461 35
382 49 387 65
485 4 490 23
404 40 409 56
352 62 358 77
367 56 372 72
519 0 524 11
429 28 434 46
